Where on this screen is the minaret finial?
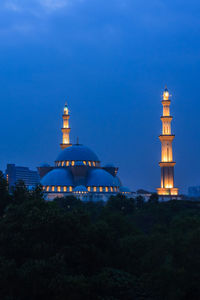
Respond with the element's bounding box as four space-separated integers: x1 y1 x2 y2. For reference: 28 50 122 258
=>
60 102 72 150
163 86 169 100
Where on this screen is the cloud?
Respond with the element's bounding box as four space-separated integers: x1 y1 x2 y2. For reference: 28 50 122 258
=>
39 0 69 11
4 1 21 12
3 0 73 13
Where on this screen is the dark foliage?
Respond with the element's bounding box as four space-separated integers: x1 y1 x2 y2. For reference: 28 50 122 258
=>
0 185 199 299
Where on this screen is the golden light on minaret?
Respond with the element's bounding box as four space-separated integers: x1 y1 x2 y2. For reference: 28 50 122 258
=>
60 103 72 150
157 87 179 196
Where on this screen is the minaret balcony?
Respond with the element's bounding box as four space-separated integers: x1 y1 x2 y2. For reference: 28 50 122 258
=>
162 100 171 105
160 116 173 122
159 161 176 167
159 135 175 142
61 128 71 133
62 115 70 119
60 143 72 150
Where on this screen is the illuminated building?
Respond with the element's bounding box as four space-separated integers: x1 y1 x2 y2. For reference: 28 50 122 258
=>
60 103 72 150
39 103 132 201
157 87 179 197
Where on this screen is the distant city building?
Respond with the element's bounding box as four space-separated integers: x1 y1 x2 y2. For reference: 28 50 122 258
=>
6 164 40 190
39 103 132 201
188 186 200 198
157 87 179 198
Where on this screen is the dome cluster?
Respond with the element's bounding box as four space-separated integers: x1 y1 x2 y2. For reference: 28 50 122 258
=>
40 103 131 201
41 144 129 200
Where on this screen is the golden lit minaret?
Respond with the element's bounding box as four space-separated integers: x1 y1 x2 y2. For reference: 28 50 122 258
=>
157 87 179 196
60 103 72 150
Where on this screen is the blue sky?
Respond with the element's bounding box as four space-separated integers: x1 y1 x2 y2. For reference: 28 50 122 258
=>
0 0 200 193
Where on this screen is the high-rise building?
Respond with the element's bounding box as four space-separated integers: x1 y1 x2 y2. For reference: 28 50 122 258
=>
6 164 40 190
157 87 179 196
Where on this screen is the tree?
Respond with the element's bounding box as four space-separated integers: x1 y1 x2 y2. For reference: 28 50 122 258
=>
106 194 135 215
148 193 159 204
135 195 145 209
0 171 10 214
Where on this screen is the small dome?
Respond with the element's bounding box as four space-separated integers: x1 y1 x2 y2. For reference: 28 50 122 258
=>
41 168 73 186
87 169 117 187
56 144 99 162
119 186 131 193
74 185 87 192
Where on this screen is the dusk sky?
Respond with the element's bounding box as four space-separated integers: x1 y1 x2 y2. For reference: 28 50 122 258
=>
0 0 200 193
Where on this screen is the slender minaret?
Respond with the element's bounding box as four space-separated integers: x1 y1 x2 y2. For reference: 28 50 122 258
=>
60 103 72 150
157 87 179 196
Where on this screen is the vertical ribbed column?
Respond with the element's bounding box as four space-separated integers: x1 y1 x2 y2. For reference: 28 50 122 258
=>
60 103 72 150
157 87 178 196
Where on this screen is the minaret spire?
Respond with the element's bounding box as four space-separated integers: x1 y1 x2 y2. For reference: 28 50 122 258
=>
60 102 72 150
157 87 179 197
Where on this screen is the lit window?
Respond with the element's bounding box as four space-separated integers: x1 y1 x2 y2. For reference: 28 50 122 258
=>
93 162 95 166
93 187 97 192
63 186 67 192
52 186 55 192
62 161 65 166
88 161 91 167
99 186 103 192
69 186 73 192
46 186 49 192
71 161 75 166
57 186 61 192
83 161 86 165
58 162 61 167
110 187 113 192
88 187 91 192
105 187 108 192
43 186 45 191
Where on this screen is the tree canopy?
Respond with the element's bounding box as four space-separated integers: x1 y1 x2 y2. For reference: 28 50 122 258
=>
0 180 199 299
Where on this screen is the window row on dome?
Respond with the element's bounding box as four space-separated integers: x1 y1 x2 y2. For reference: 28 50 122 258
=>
87 186 118 193
43 186 118 193
43 186 73 192
55 161 99 167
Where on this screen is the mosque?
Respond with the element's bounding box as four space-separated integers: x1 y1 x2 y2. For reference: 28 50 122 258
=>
38 87 179 201
38 104 131 201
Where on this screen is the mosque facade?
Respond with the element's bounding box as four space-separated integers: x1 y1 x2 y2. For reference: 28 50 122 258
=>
39 104 131 201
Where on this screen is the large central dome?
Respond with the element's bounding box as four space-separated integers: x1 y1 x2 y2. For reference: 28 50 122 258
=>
56 144 100 163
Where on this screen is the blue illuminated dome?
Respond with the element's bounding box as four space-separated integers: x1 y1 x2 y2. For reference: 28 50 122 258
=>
41 168 73 186
87 169 118 187
56 144 99 162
